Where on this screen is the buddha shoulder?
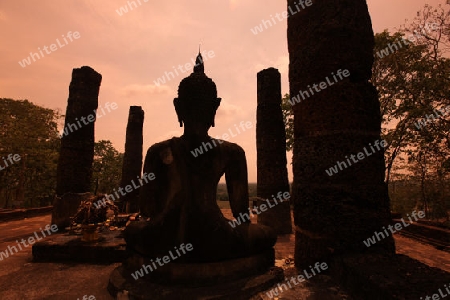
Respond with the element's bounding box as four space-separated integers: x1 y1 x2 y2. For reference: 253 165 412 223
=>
145 139 175 165
214 139 246 156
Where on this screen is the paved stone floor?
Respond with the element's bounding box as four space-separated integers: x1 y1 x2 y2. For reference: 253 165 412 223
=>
0 212 449 299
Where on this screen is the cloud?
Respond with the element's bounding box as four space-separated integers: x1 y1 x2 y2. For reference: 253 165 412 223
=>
119 84 173 99
254 55 289 75
230 0 239 10
0 10 6 22
215 100 244 123
83 0 115 28
273 55 289 74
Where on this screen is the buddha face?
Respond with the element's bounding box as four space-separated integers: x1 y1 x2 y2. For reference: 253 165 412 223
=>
174 95 221 130
174 72 221 130
173 53 221 131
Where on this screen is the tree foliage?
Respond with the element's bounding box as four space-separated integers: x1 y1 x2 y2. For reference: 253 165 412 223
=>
0 99 125 208
92 140 123 195
281 93 294 152
0 98 61 208
372 4 450 219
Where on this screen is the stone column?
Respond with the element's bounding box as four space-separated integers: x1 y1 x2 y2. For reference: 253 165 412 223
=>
120 106 144 213
256 68 292 234
287 0 395 267
52 66 102 228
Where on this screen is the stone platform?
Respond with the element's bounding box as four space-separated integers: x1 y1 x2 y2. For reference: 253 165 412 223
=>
332 253 450 300
2 214 450 299
32 229 126 263
108 249 284 300
394 218 450 252
109 265 284 300
122 249 276 285
0 206 53 223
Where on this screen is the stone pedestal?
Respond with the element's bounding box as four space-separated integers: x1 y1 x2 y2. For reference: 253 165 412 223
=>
32 230 126 263
256 68 292 235
108 249 283 299
287 0 395 267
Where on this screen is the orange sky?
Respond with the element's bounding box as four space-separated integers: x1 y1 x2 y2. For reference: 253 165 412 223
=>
0 0 446 182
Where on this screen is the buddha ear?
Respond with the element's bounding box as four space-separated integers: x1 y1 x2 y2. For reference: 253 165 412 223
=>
215 98 222 109
210 98 221 127
173 98 183 127
211 114 215 127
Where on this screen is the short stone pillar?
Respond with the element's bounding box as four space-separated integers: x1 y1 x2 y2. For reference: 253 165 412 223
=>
120 106 144 213
287 0 395 267
256 68 292 234
52 66 102 229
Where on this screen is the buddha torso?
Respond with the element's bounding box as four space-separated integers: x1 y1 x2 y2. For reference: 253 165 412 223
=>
123 52 275 263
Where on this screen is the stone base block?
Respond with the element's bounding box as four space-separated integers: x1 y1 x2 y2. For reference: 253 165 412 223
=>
108 249 284 299
125 248 275 285
32 230 126 263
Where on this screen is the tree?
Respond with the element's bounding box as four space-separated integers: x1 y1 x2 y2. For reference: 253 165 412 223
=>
372 4 450 219
400 4 450 60
281 93 294 152
0 98 61 208
91 140 123 195
372 30 434 184
0 99 125 209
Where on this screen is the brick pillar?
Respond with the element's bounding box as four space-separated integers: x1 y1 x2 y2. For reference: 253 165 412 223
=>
256 68 292 234
52 66 102 228
120 106 144 213
287 0 395 267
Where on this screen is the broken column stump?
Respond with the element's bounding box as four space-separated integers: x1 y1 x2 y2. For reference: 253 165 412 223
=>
52 66 102 229
256 68 292 234
287 0 395 267
119 106 144 213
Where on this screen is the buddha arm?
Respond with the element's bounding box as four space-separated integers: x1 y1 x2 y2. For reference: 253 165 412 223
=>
139 143 164 218
225 145 250 222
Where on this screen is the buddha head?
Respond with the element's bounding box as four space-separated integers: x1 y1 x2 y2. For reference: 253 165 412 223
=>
174 52 221 133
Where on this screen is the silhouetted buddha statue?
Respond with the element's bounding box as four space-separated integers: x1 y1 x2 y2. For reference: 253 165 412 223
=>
124 52 276 262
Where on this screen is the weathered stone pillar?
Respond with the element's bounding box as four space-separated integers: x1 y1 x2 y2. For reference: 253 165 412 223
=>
256 68 292 234
287 0 395 267
52 66 102 228
120 106 144 213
